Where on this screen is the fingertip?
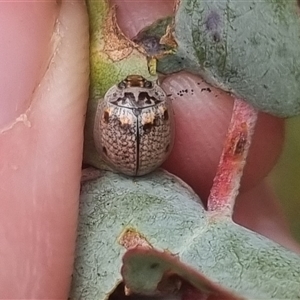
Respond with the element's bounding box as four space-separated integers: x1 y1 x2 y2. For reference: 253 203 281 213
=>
161 72 284 201
162 72 233 200
112 0 174 38
0 2 58 127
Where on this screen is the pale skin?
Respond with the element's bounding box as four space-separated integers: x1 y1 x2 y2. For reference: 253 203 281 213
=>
0 0 298 298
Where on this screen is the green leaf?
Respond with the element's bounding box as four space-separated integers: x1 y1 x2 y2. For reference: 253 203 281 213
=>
122 248 241 298
138 0 300 117
70 171 300 299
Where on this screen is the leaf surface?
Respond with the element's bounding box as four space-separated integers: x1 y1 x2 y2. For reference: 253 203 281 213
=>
70 171 300 299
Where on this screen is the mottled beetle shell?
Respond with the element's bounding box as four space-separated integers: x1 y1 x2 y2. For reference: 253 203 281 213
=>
94 75 175 176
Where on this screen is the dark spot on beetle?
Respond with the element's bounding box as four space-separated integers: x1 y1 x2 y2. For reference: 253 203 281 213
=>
138 92 151 103
205 11 221 31
102 147 107 156
164 110 169 120
150 263 159 269
167 94 172 97
138 91 159 105
103 111 109 123
201 87 211 92
153 116 160 126
114 93 136 106
124 92 136 102
263 84 268 89
197 82 201 85
119 121 131 131
143 122 153 134
165 143 170 153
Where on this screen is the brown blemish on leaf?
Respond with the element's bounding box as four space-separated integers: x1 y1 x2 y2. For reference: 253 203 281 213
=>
133 34 175 63
103 6 135 61
118 227 152 249
132 19 177 65
226 123 248 158
160 24 178 49
233 132 248 156
133 35 164 56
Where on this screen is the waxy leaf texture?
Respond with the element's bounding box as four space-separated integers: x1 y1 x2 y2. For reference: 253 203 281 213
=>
155 0 300 117
70 171 300 299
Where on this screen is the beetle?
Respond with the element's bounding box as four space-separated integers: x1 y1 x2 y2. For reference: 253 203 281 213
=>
93 75 175 176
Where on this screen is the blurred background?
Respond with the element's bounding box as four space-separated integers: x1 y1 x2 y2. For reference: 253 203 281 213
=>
269 116 300 242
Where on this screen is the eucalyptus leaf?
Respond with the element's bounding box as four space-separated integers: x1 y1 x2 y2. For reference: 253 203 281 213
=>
70 170 206 299
70 171 300 299
138 0 300 117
